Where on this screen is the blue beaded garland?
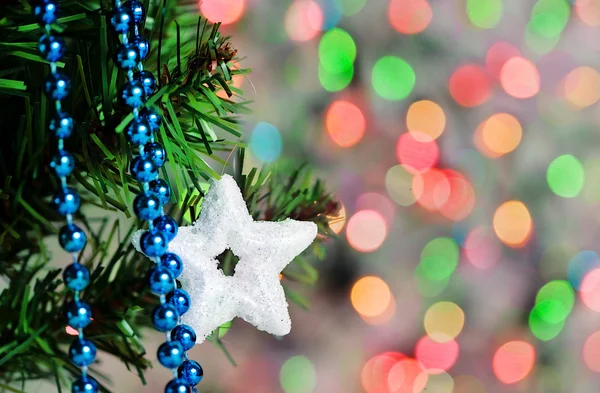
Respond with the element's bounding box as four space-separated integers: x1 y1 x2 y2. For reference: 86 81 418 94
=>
126 119 152 145
109 6 132 33
157 341 185 369
124 0 145 23
142 142 166 168
166 289 191 315
132 36 150 61
165 378 191 393
140 107 162 131
50 150 75 177
120 80 146 108
177 360 204 386
72 375 99 393
52 187 81 216
170 324 196 351
148 179 171 205
140 229 169 257
63 263 90 291
68 339 97 367
133 192 162 221
152 303 179 332
160 253 183 278
34 0 59 25
49 112 74 138
114 43 140 70
148 266 175 295
130 156 158 183
44 72 72 100
59 224 87 252
38 34 66 62
134 71 157 96
65 301 92 329
154 215 178 241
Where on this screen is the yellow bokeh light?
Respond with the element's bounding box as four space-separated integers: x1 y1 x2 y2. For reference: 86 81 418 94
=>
416 370 454 393
562 66 600 109
493 200 533 248
385 165 417 206
351 276 392 318
346 210 388 252
480 113 522 157
424 302 465 343
407 100 446 140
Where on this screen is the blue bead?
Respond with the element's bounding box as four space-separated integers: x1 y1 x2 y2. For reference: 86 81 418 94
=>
152 303 179 332
124 0 145 23
50 150 75 177
140 107 163 131
38 34 66 62
166 289 191 315
65 300 92 328
120 80 146 108
142 142 166 167
109 6 132 33
177 360 203 386
52 187 80 215
157 341 185 369
44 72 71 100
69 339 96 366
49 112 74 138
132 37 150 61
72 375 99 393
59 224 87 252
149 179 171 205
154 215 178 241
171 324 196 350
148 266 175 295
140 229 168 257
63 263 90 290
126 119 152 145
133 192 161 220
114 43 140 70
130 156 158 183
134 71 157 96
165 378 191 393
160 253 183 278
34 0 59 25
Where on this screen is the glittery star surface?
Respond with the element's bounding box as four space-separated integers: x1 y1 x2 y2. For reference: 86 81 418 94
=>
132 174 318 342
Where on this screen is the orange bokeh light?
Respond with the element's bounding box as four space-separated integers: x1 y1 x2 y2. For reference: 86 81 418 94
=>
561 66 600 109
493 200 533 248
581 268 600 312
326 100 366 148
486 42 521 80
575 0 600 26
388 358 428 393
396 132 439 173
200 0 246 25
362 352 406 393
327 203 346 234
346 210 388 252
351 276 392 318
285 0 323 42
449 64 492 107
415 336 459 373
407 100 446 140
464 226 502 269
583 331 600 372
477 113 522 158
362 296 396 325
388 0 433 35
412 168 451 212
500 57 540 99
439 169 476 221
493 341 536 384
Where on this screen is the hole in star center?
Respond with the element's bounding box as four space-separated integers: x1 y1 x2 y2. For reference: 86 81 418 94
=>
216 248 239 276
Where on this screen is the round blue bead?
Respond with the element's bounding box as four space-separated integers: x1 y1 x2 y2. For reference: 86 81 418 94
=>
177 360 203 386
171 324 196 350
140 229 168 257
52 187 80 216
151 303 179 332
65 300 92 328
130 156 158 183
109 6 132 33
160 253 183 278
59 224 87 252
63 262 90 290
140 107 162 131
149 179 171 205
133 192 161 220
154 215 178 241
72 375 99 393
132 36 150 61
38 34 66 62
157 341 185 369
34 0 59 25
49 112 74 138
165 378 191 393
134 71 157 96
142 142 166 168
148 266 175 295
120 80 146 108
69 339 96 366
114 43 140 70
126 119 152 145
166 289 191 315
50 150 75 177
44 72 71 100
124 0 145 23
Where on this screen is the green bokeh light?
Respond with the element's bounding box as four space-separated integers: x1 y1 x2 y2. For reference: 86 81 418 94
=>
529 302 565 341
525 22 560 54
340 0 366 16
318 64 353 92
419 237 459 281
319 28 356 73
372 56 416 101
466 0 503 29
547 154 585 198
535 280 574 322
531 0 570 36
415 264 450 298
280 356 317 393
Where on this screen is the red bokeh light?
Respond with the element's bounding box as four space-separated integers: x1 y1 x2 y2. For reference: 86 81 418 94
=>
581 268 600 312
412 168 451 212
388 358 428 393
396 132 439 173
583 331 600 372
449 64 492 107
361 352 406 393
493 341 536 384
326 100 366 148
486 42 521 80
200 0 246 25
285 0 323 42
388 0 432 35
500 57 540 99
439 169 476 221
415 335 459 372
